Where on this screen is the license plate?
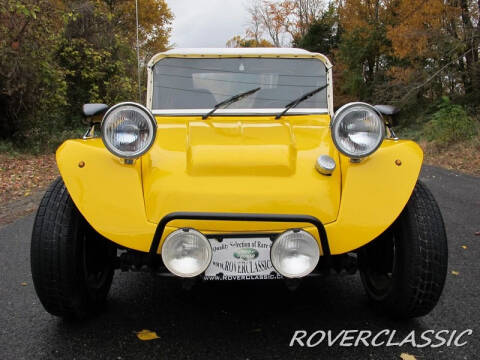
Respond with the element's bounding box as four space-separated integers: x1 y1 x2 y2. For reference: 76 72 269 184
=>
204 237 283 280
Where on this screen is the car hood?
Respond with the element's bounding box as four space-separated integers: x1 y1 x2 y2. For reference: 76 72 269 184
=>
141 115 341 231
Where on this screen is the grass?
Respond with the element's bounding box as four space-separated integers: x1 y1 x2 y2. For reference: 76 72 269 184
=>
0 126 85 156
397 122 480 176
420 136 480 176
396 122 424 142
0 140 20 156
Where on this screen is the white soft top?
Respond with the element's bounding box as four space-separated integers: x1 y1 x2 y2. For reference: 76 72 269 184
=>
159 48 318 56
149 48 332 69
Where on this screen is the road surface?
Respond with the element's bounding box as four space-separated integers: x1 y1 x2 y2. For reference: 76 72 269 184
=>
0 166 479 359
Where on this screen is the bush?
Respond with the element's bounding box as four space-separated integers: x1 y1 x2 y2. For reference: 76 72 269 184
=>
0 140 18 155
0 123 85 155
424 97 478 145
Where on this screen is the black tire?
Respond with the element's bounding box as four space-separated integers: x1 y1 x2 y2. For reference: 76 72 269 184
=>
359 181 448 318
31 178 116 319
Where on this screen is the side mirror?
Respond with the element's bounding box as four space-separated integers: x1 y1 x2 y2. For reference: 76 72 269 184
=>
82 103 108 139
374 105 399 126
374 104 399 117
82 103 109 124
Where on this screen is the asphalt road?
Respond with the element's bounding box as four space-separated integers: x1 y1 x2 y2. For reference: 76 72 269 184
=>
0 165 479 360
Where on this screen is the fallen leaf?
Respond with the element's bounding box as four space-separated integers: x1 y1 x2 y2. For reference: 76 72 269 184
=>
451 271 460 276
0 154 58 206
400 353 417 360
21 282 27 286
136 329 159 341
461 245 467 249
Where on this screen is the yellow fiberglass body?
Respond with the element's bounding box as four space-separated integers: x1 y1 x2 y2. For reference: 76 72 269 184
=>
56 48 423 256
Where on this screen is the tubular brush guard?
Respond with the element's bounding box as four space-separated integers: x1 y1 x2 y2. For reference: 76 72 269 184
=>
149 212 330 267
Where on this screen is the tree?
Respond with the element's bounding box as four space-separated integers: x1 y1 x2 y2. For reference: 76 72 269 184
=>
110 0 173 64
0 0 67 139
59 0 173 116
232 0 325 47
291 0 325 38
335 0 394 101
226 35 274 48
295 3 340 55
0 0 173 149
254 0 295 46
384 0 475 105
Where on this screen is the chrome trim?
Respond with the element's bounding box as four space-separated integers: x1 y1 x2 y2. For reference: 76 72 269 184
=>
151 108 329 117
388 126 399 140
82 124 96 140
101 102 157 159
315 155 336 175
331 102 385 159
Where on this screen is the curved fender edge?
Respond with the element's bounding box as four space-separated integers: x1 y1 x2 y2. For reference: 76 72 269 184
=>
324 140 423 254
56 139 157 252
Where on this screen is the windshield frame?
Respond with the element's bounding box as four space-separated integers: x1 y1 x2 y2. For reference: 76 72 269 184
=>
146 50 333 117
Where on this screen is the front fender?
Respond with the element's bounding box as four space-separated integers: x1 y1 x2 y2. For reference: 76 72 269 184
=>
324 139 423 254
56 139 157 252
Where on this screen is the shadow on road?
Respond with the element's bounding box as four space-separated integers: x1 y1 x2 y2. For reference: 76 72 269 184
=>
47 273 435 360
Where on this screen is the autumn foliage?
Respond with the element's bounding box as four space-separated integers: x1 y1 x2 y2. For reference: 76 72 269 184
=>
231 0 480 134
0 0 173 151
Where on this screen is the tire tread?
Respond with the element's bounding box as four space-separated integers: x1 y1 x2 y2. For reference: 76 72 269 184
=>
31 177 113 319
397 181 448 317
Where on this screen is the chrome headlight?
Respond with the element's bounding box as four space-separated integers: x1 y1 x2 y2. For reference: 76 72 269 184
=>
331 102 385 159
161 229 212 278
271 229 320 278
101 102 157 159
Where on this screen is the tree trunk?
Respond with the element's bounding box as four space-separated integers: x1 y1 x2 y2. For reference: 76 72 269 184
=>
460 0 475 94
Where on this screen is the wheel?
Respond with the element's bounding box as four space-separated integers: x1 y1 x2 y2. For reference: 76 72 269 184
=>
358 181 448 318
31 178 116 319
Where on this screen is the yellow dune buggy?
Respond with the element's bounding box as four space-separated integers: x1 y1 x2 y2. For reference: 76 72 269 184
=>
31 48 448 319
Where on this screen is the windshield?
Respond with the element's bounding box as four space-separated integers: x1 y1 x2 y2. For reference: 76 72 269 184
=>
152 57 328 110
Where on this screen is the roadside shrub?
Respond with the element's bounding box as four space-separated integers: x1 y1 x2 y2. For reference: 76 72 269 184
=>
0 140 18 155
424 97 478 145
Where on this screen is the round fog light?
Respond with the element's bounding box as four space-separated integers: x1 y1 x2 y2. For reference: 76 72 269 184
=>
161 229 212 277
271 229 320 278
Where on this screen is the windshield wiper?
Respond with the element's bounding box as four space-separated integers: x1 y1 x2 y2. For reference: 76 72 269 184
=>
202 87 261 120
275 84 328 119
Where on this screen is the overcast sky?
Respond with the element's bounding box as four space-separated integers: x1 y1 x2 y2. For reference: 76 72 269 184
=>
165 0 249 48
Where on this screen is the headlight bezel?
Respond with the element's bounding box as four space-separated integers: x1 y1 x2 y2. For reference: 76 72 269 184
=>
101 101 157 159
330 102 386 159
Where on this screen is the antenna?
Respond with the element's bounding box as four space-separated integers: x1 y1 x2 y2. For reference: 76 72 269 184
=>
135 0 141 102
